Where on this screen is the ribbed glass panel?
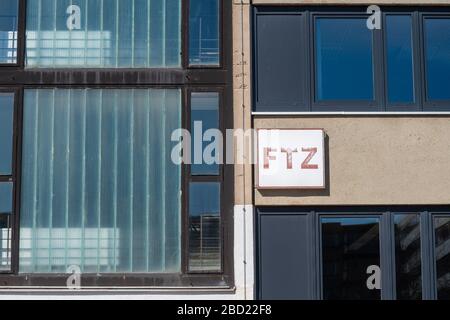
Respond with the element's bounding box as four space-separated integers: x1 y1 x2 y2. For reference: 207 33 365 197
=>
20 88 181 273
25 0 181 68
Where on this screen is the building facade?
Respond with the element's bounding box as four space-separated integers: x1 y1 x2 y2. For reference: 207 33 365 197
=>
236 0 450 300
0 0 449 300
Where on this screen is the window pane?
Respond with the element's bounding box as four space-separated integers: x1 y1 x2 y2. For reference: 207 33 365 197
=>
254 13 305 111
0 182 13 271
189 182 221 272
386 15 415 104
189 0 220 66
321 217 381 300
394 214 422 300
25 0 181 68
315 18 374 101
20 89 181 273
0 0 18 64
434 216 450 300
424 18 450 100
191 92 220 175
0 93 14 175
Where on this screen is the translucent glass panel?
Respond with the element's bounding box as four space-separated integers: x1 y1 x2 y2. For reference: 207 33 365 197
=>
189 0 220 66
424 18 450 101
386 16 415 104
0 0 18 64
0 182 13 271
434 217 450 300
394 214 422 300
321 217 381 300
315 18 374 101
0 93 14 175
20 89 181 273
191 92 220 175
189 182 221 272
25 0 181 68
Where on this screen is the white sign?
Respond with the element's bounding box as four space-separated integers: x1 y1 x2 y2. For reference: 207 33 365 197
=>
257 129 325 189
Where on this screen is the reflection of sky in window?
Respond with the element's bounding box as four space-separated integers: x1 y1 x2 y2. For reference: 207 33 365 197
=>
0 183 13 215
321 217 379 226
191 92 219 175
315 18 374 101
25 0 181 68
425 18 450 100
386 15 415 104
189 182 220 217
0 93 14 175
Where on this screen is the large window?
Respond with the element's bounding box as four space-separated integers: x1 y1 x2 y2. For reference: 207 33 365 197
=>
315 18 374 101
189 0 220 66
26 0 181 68
253 7 450 112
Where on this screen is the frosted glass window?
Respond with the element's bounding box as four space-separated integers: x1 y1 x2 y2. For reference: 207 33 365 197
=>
25 0 181 68
20 89 182 273
0 0 18 64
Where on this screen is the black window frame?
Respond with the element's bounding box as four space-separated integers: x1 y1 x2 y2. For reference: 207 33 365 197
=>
0 0 234 289
256 206 450 300
252 6 450 113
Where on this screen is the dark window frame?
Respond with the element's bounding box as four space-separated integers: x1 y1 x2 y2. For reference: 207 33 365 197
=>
252 6 450 112
0 0 234 288
256 206 450 300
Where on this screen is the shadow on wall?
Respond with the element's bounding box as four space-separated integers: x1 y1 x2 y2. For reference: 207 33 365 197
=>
257 134 331 198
